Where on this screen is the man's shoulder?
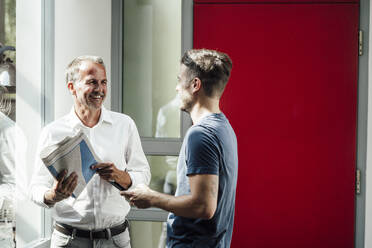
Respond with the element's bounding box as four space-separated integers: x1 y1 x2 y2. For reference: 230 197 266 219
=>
43 114 71 130
188 124 214 138
40 114 76 140
186 125 216 146
104 109 134 125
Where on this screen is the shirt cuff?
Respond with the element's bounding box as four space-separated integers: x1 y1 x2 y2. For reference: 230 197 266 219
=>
126 171 136 191
31 186 54 209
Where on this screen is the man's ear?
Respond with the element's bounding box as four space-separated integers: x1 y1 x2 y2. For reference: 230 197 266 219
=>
67 81 75 95
191 77 202 94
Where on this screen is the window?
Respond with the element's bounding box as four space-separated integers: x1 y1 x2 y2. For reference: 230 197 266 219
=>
113 0 193 246
122 0 182 138
129 220 167 248
0 0 16 247
0 0 16 120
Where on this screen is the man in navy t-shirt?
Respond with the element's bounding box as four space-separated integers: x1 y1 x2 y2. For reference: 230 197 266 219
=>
122 49 238 248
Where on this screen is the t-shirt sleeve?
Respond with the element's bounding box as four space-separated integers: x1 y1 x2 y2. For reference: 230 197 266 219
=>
185 126 220 176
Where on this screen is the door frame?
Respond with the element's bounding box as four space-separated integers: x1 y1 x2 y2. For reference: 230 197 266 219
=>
356 0 369 247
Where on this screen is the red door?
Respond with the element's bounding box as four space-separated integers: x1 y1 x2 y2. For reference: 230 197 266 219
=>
194 2 359 247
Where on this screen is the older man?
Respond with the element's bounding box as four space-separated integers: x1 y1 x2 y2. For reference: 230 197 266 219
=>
30 56 150 248
122 49 238 248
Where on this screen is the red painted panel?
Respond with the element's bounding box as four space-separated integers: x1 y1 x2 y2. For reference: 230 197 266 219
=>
194 3 358 248
195 0 359 3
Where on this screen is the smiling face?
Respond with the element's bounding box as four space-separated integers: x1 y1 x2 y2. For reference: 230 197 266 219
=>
68 61 107 111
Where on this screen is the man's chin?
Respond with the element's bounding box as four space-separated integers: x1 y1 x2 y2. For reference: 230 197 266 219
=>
180 106 190 113
87 102 103 110
87 99 104 109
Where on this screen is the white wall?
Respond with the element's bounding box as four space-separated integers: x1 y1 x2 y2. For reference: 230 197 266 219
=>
54 0 111 119
16 0 44 246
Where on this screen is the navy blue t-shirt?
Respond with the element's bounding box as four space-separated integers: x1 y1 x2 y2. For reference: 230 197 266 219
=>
167 113 238 248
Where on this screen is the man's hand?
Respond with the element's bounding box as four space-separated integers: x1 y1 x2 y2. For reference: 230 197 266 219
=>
120 184 154 209
92 163 132 189
44 170 78 206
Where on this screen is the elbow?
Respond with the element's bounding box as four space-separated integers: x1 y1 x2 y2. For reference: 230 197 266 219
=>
202 208 216 220
198 205 216 220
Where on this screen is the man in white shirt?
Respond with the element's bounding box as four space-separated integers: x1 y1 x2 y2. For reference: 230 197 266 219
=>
30 55 151 248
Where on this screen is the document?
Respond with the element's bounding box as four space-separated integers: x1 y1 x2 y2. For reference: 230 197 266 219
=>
40 131 99 198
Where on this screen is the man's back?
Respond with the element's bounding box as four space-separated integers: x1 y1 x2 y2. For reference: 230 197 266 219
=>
167 113 238 247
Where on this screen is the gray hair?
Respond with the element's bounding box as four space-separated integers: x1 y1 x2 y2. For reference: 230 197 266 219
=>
65 55 105 84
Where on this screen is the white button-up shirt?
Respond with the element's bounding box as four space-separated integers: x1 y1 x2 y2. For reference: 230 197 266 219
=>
30 107 150 230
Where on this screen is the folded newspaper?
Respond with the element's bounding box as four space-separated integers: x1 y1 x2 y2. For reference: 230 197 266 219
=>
40 130 100 198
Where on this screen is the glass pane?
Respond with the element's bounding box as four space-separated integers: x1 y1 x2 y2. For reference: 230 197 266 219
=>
0 1 16 247
147 155 177 195
122 0 182 138
129 221 167 248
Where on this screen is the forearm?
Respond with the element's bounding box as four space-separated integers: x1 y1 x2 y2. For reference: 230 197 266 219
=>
123 175 218 219
151 191 214 219
115 170 132 189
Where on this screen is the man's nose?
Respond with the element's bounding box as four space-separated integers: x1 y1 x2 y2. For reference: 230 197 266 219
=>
95 82 105 91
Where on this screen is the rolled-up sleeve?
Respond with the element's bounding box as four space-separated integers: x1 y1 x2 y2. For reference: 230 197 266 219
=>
29 129 54 208
125 119 151 190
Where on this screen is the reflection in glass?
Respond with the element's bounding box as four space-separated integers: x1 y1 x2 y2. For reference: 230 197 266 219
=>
0 69 16 247
147 155 177 195
0 110 15 248
145 155 178 248
0 2 16 245
129 221 166 248
122 0 182 138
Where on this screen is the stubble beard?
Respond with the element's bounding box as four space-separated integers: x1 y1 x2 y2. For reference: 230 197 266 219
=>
86 92 105 110
179 94 194 113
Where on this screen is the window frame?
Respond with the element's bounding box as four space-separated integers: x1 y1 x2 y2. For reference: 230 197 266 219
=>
110 0 193 222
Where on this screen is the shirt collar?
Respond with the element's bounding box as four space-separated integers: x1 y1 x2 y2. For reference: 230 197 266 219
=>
68 105 113 128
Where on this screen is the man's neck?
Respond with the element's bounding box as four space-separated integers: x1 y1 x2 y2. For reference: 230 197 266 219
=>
74 104 101 128
189 98 220 125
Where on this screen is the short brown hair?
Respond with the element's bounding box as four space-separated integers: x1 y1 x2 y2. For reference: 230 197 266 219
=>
181 49 232 97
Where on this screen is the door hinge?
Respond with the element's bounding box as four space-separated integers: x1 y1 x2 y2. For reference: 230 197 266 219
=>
359 30 363 56
356 169 361 194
